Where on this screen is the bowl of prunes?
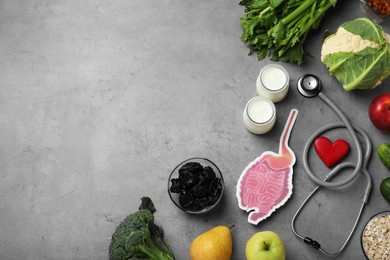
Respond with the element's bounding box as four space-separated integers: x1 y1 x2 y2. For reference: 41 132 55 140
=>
168 158 224 214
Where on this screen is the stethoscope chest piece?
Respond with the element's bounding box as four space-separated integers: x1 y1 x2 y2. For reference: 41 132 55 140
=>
297 74 322 98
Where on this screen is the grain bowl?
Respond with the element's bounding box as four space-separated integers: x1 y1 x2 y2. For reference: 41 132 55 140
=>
361 211 390 260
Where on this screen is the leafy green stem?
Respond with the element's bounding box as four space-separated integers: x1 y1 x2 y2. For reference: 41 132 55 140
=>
244 9 260 15
259 6 272 18
279 0 316 25
298 3 335 37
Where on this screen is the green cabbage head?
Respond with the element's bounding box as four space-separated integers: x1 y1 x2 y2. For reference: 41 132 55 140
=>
321 18 390 91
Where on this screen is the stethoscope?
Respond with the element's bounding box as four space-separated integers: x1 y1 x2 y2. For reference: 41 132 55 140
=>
291 74 373 257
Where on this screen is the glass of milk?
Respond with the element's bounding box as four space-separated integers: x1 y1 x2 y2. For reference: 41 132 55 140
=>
243 96 276 134
256 64 289 102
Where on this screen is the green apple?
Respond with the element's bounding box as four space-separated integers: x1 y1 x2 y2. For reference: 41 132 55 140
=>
246 231 286 260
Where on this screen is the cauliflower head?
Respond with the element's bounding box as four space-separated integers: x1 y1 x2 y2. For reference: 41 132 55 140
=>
321 18 390 91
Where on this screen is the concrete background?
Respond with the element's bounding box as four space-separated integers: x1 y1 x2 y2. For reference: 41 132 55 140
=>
0 0 389 259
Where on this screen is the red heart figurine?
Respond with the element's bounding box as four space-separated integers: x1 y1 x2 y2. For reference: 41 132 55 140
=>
314 136 350 168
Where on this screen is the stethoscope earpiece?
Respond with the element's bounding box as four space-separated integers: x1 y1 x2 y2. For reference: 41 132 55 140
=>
297 74 322 98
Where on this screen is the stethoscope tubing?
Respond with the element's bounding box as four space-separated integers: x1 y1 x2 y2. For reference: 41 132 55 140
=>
291 163 372 257
302 92 364 188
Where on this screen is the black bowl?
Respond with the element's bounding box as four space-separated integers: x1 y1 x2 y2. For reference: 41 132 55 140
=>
168 157 224 214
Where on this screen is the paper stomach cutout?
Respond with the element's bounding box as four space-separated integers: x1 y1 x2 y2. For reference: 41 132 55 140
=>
237 109 298 225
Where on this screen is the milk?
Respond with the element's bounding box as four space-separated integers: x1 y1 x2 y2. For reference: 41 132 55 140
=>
243 96 276 134
256 64 289 102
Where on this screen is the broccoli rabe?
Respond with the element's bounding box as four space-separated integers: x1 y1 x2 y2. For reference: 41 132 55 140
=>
109 197 174 260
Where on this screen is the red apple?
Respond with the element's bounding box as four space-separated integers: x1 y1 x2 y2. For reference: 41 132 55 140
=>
368 93 390 131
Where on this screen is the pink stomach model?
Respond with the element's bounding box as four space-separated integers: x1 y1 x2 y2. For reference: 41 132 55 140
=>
237 109 298 225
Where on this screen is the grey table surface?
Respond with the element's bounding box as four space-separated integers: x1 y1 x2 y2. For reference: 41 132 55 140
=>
1 0 390 259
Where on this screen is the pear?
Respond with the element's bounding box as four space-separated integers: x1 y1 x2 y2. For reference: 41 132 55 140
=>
190 225 234 260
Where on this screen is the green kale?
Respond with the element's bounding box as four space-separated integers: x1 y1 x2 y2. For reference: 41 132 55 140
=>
109 197 174 260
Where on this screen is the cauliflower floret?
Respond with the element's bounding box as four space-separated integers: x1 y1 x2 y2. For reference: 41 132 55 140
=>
384 32 390 43
321 27 379 61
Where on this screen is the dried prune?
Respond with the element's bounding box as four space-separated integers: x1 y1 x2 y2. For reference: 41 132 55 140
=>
179 170 199 188
179 192 194 208
179 162 203 174
203 166 216 180
170 179 183 193
209 179 221 196
193 197 210 210
192 183 208 198
209 188 222 204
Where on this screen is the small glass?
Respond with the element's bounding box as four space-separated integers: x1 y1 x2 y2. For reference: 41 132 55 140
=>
243 96 276 135
256 64 289 103
360 0 390 24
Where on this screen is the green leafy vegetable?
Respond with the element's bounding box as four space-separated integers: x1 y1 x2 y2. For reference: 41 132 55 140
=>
321 18 390 91
109 197 174 260
240 0 337 64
